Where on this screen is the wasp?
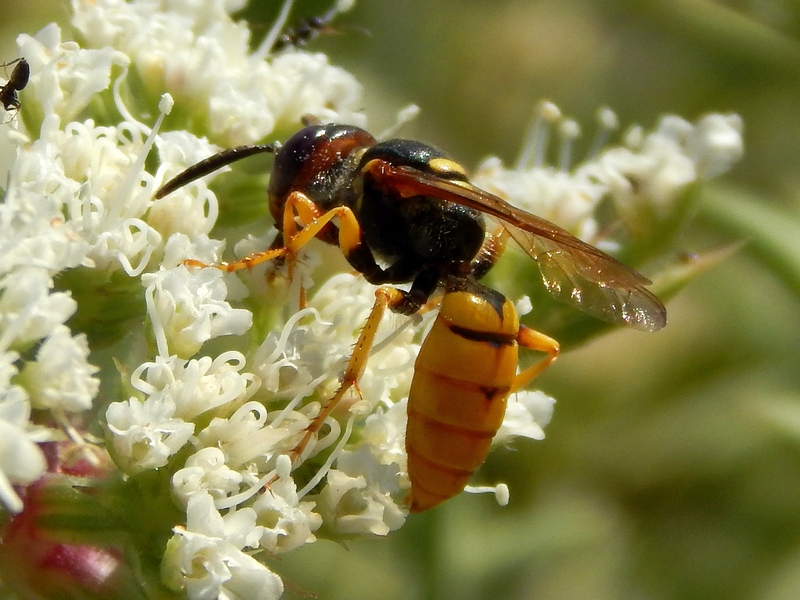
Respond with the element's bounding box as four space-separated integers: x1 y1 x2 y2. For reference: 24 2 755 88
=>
0 58 29 116
156 122 666 512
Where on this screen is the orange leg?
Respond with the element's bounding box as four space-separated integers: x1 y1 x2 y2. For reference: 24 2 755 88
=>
183 191 341 270
182 190 418 470
183 191 364 306
183 247 288 272
511 326 560 392
287 286 406 464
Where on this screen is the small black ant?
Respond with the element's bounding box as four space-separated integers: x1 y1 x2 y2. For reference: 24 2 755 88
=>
0 58 30 115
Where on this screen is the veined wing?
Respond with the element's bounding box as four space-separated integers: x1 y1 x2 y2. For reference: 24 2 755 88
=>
368 161 667 331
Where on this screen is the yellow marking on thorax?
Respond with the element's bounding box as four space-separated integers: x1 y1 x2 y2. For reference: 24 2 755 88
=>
428 158 467 177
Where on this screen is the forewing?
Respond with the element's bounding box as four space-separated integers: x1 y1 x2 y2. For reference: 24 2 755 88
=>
504 225 666 331
370 162 667 331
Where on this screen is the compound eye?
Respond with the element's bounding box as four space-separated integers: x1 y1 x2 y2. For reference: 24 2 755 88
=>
280 125 329 159
268 124 376 221
268 126 329 199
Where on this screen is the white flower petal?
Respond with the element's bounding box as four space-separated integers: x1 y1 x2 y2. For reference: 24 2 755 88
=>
316 446 406 536
143 268 253 357
173 447 244 504
252 476 322 554
22 325 99 412
0 270 76 348
496 390 556 444
162 492 284 600
17 23 128 121
106 395 195 473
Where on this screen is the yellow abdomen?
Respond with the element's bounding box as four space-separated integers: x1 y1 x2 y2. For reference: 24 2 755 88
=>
406 287 519 512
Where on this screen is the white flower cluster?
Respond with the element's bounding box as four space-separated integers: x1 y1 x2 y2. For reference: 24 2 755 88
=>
473 101 744 247
592 113 743 235
161 491 285 600
0 0 368 596
0 23 108 511
70 0 365 147
0 0 744 597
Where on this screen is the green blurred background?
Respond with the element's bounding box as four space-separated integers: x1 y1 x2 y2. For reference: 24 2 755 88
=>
5 1 800 598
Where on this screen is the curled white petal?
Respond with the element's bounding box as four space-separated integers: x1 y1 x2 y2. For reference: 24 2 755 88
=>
106 395 195 473
172 447 244 505
129 353 259 422
142 267 253 358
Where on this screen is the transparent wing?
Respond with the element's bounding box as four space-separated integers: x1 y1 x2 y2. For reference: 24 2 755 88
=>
505 225 666 331
367 161 667 331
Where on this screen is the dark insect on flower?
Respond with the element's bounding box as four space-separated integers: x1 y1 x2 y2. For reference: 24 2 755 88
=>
0 58 30 115
272 16 334 52
157 121 667 512
269 4 367 54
